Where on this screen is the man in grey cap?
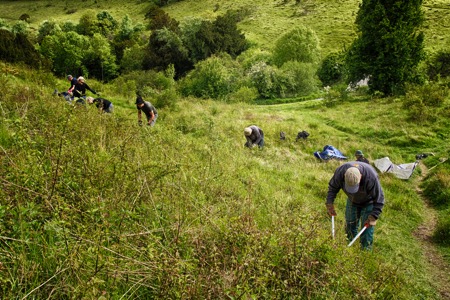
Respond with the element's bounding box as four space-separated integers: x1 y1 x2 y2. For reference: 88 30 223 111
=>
244 125 264 149
325 162 385 249
355 150 370 164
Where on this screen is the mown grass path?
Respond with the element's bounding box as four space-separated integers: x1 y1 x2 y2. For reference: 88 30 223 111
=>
414 164 450 300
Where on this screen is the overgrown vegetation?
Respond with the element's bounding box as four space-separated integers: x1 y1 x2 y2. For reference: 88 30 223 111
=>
1 59 449 298
1 0 450 298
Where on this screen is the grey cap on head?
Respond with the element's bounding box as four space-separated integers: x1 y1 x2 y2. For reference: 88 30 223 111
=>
355 150 363 156
345 167 361 194
244 127 252 136
67 75 73 79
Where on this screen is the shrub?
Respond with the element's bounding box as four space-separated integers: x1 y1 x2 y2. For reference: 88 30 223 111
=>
226 86 259 103
402 82 449 122
272 25 321 67
179 53 244 99
246 61 279 99
317 52 346 86
422 168 450 208
426 50 450 81
433 214 450 246
278 61 320 97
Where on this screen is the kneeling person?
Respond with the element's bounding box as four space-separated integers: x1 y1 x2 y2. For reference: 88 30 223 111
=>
244 125 264 149
87 97 113 113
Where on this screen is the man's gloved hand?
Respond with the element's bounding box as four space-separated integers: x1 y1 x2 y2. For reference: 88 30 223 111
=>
365 215 377 227
138 120 143 126
326 203 337 216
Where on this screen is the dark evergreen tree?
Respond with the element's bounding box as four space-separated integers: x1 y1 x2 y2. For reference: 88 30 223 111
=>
189 10 248 63
346 0 425 95
0 29 49 69
143 28 192 79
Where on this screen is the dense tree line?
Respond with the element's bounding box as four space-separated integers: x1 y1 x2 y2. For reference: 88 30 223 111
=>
1 1 450 100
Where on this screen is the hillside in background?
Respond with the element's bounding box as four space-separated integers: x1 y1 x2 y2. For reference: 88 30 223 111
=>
0 0 449 56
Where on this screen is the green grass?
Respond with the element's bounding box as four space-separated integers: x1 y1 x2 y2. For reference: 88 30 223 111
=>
1 0 449 56
0 63 449 298
1 0 450 298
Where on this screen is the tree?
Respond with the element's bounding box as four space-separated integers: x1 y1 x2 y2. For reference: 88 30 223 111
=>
346 0 425 95
0 29 47 69
39 31 90 76
272 25 321 67
143 27 192 78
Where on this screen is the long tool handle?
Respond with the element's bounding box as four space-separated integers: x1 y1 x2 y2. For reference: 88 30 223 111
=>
347 224 368 247
331 216 335 239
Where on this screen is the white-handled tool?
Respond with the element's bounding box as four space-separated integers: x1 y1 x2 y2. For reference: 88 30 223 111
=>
347 224 368 247
331 216 335 239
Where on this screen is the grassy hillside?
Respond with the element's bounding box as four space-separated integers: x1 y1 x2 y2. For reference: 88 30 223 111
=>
0 62 449 298
1 0 449 56
1 0 450 298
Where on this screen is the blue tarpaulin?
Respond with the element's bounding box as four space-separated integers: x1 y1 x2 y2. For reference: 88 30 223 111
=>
314 145 348 161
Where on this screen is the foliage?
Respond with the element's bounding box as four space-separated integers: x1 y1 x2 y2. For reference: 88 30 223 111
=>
96 11 118 37
246 61 279 99
426 50 450 81
77 11 100 37
37 19 61 44
143 27 192 78
186 10 249 64
10 21 29 36
0 29 48 69
402 82 449 122
39 31 91 76
145 4 180 32
226 86 259 103
272 25 321 67
317 52 346 87
0 62 447 298
346 0 425 95
83 33 119 81
120 43 145 73
237 48 273 71
278 61 320 98
179 53 244 99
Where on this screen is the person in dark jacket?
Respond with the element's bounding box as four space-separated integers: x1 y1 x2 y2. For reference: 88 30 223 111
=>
87 97 113 113
136 95 158 126
67 75 78 94
325 161 385 250
355 150 370 164
244 125 264 149
73 76 96 99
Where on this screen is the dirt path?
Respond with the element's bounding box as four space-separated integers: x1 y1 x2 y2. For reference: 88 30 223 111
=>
413 164 450 299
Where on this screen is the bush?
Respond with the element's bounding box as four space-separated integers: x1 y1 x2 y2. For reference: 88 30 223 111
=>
179 53 244 99
272 25 321 67
426 50 450 81
317 52 346 86
422 168 450 208
402 82 449 122
226 86 258 103
246 61 279 99
433 213 450 246
278 61 319 97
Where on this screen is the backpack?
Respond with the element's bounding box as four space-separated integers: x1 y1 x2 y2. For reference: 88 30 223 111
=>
296 130 310 141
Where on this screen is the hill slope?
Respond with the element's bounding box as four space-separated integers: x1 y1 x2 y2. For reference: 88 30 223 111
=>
0 63 449 298
0 0 449 56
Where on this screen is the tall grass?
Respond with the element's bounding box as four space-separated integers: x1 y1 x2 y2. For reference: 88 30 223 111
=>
1 63 448 298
